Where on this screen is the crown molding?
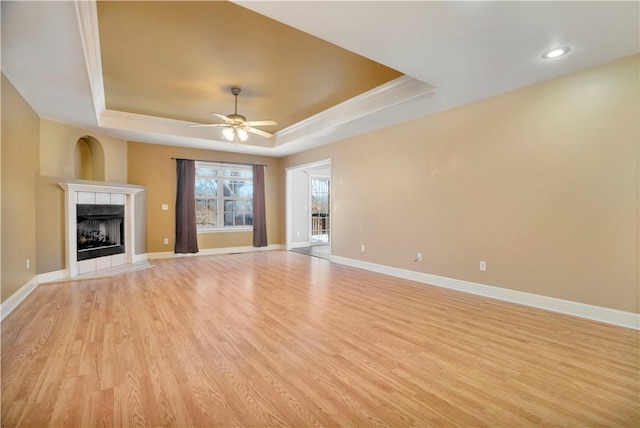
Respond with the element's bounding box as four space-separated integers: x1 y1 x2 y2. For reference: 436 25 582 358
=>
74 0 105 124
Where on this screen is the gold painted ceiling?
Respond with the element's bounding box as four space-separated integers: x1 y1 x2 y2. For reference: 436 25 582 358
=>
97 1 402 133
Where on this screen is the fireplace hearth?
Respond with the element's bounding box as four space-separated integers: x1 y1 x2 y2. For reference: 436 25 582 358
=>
76 204 125 261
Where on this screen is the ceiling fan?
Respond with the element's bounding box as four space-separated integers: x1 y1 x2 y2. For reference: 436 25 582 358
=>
189 87 278 144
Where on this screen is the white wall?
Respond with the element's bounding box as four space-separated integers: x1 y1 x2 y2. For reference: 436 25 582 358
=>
289 169 310 247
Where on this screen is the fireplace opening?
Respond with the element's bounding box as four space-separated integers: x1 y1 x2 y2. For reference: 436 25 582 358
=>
77 204 125 261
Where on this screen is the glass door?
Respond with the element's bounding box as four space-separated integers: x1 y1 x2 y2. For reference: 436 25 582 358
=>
310 177 330 244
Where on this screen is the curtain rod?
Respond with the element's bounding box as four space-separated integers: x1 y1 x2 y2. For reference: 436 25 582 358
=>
171 157 267 167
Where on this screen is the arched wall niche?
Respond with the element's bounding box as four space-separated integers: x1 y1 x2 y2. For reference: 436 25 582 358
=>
74 135 105 181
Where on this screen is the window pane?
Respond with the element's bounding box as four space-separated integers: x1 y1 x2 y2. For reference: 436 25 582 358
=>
196 197 217 228
224 169 252 178
196 211 216 227
223 181 233 197
223 179 252 197
222 198 252 227
238 183 253 198
311 178 330 215
195 167 217 176
195 178 217 197
224 213 234 226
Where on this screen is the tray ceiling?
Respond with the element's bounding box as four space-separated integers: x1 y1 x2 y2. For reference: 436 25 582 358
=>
97 1 402 132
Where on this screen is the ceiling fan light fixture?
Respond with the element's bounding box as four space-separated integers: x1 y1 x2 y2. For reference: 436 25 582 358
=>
222 126 249 143
237 128 249 141
222 127 235 141
542 46 570 59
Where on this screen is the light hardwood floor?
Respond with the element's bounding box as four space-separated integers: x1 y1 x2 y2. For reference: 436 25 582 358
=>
2 251 638 426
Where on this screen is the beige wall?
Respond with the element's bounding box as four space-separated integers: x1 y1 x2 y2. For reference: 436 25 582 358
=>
283 55 639 313
1 74 40 302
35 120 129 274
127 142 282 253
40 119 127 182
34 177 66 274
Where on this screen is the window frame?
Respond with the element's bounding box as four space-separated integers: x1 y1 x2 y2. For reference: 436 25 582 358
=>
194 161 254 233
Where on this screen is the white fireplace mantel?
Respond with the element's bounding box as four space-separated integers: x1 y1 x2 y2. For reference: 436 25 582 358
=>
59 180 144 277
59 182 144 195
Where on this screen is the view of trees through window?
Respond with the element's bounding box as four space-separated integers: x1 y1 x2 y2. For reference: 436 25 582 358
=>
194 163 253 230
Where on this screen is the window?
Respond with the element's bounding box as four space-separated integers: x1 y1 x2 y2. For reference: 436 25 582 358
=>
311 177 330 243
194 162 253 231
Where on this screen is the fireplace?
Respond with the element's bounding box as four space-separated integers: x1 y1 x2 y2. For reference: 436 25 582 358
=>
59 181 144 278
76 204 125 261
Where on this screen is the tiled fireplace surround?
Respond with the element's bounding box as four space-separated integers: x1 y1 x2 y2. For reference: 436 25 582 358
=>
59 182 144 277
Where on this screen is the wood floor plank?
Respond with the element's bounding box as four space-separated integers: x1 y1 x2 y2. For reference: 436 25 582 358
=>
2 251 639 426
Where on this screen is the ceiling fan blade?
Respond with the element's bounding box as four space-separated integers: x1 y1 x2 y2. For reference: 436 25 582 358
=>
187 123 228 128
244 120 278 127
211 113 233 123
246 127 274 138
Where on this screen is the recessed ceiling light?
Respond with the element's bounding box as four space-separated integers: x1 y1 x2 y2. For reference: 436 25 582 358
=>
542 47 571 59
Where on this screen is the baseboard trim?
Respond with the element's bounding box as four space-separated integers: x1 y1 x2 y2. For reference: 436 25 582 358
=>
289 242 311 249
1 276 39 322
37 269 68 283
330 255 640 330
132 253 149 263
147 244 284 260
2 269 70 321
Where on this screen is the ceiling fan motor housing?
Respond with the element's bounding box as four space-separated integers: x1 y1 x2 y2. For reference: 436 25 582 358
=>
226 113 247 124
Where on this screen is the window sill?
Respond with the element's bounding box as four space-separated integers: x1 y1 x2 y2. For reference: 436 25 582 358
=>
197 227 253 234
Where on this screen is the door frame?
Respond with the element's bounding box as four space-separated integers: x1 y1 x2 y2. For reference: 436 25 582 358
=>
285 158 332 251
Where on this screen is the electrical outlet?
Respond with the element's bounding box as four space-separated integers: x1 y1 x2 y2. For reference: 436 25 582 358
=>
164 238 169 245
479 261 487 271
360 244 365 252
26 259 30 270
416 252 423 262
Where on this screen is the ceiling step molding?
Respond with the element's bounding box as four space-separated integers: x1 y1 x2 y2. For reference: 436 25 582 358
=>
99 76 436 156
274 75 436 146
99 109 274 154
